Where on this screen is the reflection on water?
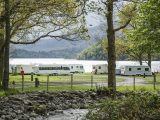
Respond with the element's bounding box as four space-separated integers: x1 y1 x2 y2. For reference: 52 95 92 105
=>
46 109 88 120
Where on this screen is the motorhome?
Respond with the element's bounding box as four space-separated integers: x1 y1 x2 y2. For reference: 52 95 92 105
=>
68 64 84 73
92 64 108 74
120 65 152 76
33 64 71 75
10 64 34 74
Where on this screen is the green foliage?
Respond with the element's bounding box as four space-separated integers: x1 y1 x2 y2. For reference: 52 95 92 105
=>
77 38 128 60
77 40 107 60
120 0 160 62
0 0 88 44
86 93 160 120
4 88 19 96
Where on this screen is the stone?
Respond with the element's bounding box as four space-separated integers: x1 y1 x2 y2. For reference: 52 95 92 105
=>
0 90 108 120
34 105 46 115
55 110 63 114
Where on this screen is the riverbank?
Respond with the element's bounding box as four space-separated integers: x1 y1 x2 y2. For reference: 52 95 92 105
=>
0 90 120 120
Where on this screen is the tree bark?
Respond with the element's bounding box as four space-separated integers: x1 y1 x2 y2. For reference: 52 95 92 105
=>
2 0 10 90
0 48 4 87
0 12 5 88
147 52 151 69
107 0 116 91
139 54 142 65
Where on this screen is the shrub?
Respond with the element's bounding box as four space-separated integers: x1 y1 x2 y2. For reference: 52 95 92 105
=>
85 92 160 120
4 88 19 96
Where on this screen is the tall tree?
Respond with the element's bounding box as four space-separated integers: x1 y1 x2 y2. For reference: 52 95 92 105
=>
2 0 10 90
87 0 136 90
121 0 160 68
105 0 135 90
0 0 87 90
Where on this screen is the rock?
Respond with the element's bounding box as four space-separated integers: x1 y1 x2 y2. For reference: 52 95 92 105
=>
55 110 63 114
34 105 46 115
0 90 108 120
48 111 56 116
16 110 23 114
23 100 32 105
29 112 37 118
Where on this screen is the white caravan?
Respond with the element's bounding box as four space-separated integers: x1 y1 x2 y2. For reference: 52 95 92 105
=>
33 64 71 75
10 64 34 74
120 65 152 76
116 68 121 75
69 64 84 73
92 64 108 74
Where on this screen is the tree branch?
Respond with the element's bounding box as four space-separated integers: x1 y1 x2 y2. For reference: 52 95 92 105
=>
114 2 136 32
114 19 131 31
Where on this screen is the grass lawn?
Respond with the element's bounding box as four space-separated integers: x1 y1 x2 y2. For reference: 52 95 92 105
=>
136 73 160 84
0 85 95 96
9 74 125 85
1 84 160 97
117 85 160 91
1 74 158 97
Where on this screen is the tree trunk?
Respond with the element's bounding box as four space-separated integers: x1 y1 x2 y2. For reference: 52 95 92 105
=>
147 52 151 69
0 48 4 87
0 13 5 88
107 0 116 91
139 54 142 65
2 0 10 90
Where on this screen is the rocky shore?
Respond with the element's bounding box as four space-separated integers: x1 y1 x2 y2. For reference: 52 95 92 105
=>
0 90 114 120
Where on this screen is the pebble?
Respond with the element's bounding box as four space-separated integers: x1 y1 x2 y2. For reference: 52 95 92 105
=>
0 90 113 119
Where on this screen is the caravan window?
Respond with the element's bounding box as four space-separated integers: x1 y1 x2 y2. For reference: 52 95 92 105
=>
76 66 79 68
129 68 132 71
93 66 95 69
99 66 101 69
71 66 73 69
145 68 149 71
63 67 70 70
137 68 141 70
80 66 83 69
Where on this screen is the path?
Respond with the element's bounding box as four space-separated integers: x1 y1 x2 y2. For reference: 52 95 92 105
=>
94 76 148 87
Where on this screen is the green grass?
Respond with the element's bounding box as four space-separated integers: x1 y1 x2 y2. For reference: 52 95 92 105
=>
0 74 157 97
22 85 95 92
0 85 95 96
1 85 160 97
117 85 160 91
135 73 160 83
10 74 125 82
10 74 125 88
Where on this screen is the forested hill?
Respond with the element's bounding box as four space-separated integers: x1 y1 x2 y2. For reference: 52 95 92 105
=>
10 48 82 58
77 41 107 60
10 24 106 58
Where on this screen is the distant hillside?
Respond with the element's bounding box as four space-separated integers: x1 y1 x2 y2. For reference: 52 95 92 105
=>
10 48 82 58
10 1 128 58
11 24 106 52
77 40 108 60
10 24 106 58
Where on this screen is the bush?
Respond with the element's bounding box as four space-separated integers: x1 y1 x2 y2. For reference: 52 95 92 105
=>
85 92 160 120
4 89 19 96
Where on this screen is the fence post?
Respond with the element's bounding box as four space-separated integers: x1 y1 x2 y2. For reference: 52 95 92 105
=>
12 81 15 89
133 75 135 91
31 72 34 81
91 74 93 89
21 71 24 91
71 74 73 90
47 75 49 92
153 73 156 90
35 78 39 87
